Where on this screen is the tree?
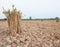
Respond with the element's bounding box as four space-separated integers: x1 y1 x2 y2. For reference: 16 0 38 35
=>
55 17 59 22
29 16 32 20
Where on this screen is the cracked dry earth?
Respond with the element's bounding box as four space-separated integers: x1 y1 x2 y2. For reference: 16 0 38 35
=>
0 20 60 47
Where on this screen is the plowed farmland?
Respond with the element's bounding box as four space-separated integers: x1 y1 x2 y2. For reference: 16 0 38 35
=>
0 20 60 47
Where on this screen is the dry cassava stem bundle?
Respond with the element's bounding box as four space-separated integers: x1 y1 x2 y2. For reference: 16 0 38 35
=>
3 6 22 35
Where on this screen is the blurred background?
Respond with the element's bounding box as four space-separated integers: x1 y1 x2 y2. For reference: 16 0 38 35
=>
0 0 60 19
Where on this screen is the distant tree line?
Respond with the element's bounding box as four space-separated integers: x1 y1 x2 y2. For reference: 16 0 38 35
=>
0 17 60 21
0 18 7 21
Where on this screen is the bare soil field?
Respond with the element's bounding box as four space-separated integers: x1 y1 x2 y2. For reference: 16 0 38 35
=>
0 20 60 47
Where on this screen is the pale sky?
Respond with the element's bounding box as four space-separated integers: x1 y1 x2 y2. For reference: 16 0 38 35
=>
0 0 60 19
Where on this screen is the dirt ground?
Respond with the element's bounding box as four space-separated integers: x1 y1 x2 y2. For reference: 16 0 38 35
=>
0 20 60 47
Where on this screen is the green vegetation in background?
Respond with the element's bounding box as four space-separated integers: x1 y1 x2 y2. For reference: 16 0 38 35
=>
0 17 60 21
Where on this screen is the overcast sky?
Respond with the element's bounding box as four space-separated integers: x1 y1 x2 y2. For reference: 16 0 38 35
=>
0 0 60 19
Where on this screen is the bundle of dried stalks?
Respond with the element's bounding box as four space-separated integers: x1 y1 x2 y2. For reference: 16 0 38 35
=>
3 5 22 35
